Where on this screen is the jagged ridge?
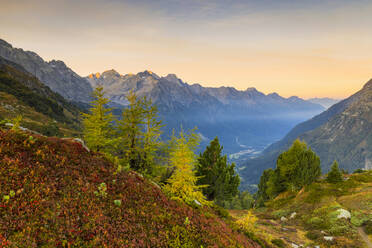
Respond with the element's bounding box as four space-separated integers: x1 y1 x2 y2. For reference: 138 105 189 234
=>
0 39 92 103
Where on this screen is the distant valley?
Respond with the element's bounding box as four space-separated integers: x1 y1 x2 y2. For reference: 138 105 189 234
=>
308 97 341 109
86 69 325 158
0 38 325 160
239 79 372 189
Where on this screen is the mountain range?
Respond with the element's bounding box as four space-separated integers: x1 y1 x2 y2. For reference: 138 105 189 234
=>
308 97 340 109
0 56 82 136
0 37 371 194
86 69 325 156
86 69 322 115
239 79 372 189
0 37 325 159
0 39 92 103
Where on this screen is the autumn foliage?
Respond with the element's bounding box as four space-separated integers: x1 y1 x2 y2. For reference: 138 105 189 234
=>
0 130 259 247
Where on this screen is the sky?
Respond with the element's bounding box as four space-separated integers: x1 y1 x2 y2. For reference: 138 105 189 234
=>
1 0 372 98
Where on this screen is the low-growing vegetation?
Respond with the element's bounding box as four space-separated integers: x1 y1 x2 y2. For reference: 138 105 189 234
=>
0 129 260 247
246 169 372 247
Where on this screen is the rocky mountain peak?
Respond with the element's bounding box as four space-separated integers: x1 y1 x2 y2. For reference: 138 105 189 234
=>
0 38 93 102
244 87 265 98
88 72 102 79
0 39 12 48
245 87 258 92
48 59 67 68
137 70 159 79
163 73 183 86
288 96 301 101
363 78 372 90
101 69 120 78
268 92 280 98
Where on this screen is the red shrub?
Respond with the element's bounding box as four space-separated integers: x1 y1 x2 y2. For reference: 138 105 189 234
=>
0 130 260 247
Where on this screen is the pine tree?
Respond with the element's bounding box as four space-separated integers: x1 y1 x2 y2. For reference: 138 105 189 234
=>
224 191 254 210
116 92 163 175
256 139 321 204
256 168 275 204
142 96 163 175
82 86 114 153
162 130 208 206
195 137 240 205
117 91 145 172
275 139 321 192
327 160 343 183
240 191 254 209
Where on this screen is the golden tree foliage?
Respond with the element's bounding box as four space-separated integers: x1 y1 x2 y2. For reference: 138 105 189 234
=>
116 92 163 175
82 86 114 153
162 130 209 206
236 211 258 233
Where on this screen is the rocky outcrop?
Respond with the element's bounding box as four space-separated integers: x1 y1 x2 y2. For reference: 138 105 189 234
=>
336 209 351 219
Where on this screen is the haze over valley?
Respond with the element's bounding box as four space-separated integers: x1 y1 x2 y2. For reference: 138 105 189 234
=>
0 38 326 160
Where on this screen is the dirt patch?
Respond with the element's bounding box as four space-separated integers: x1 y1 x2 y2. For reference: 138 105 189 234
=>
358 227 372 248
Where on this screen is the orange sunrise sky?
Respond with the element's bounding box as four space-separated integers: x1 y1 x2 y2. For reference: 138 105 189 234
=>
1 0 372 99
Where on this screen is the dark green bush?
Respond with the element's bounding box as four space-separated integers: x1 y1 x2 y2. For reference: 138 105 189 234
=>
351 172 372 183
351 211 370 227
211 204 230 219
305 230 321 240
305 216 324 229
326 161 343 183
271 238 286 247
365 220 372 235
353 169 365 174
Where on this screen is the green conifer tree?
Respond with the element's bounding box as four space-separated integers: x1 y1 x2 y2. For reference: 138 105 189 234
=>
82 86 114 153
117 91 145 172
116 92 163 175
195 137 240 205
256 139 321 204
142 96 163 175
256 168 275 204
275 139 321 192
326 160 343 183
240 191 254 209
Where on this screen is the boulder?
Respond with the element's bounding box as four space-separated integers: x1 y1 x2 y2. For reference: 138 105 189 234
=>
337 209 351 219
281 216 288 222
324 236 334 241
290 212 297 219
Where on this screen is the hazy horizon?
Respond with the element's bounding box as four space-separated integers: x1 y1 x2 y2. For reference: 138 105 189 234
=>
1 0 372 98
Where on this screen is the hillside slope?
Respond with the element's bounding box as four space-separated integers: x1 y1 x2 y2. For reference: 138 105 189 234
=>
241 171 372 247
301 80 372 172
0 39 92 103
0 129 260 248
0 57 82 136
308 98 341 109
239 79 372 187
